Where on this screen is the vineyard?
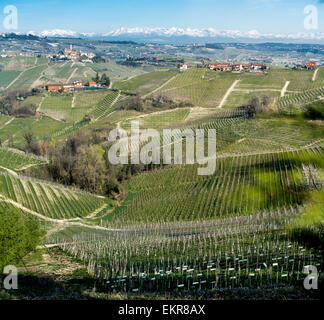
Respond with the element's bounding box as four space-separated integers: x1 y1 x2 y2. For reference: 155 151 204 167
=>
120 108 191 130
0 56 46 71
46 207 321 293
1 61 323 298
153 69 240 107
9 64 49 90
114 71 175 96
277 87 324 112
94 145 322 227
40 95 73 122
0 147 45 171
237 68 324 91
90 61 147 80
0 172 105 220
89 90 120 120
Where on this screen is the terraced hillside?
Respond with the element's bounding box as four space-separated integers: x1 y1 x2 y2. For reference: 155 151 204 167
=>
114 71 175 96
98 145 322 227
277 87 324 112
0 57 150 91
153 68 240 107
0 147 45 171
47 209 321 293
1 63 323 298
0 173 105 220
88 90 120 120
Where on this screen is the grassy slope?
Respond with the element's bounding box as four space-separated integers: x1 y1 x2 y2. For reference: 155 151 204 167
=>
154 69 240 107
0 71 21 87
114 71 175 95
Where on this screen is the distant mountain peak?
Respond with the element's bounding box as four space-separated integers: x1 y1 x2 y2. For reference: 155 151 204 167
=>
18 27 324 44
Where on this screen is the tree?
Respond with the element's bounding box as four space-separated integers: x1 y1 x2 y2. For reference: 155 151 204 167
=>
93 72 100 84
23 131 34 150
0 206 43 270
122 94 143 112
73 145 107 193
100 73 110 87
249 94 276 114
92 55 106 63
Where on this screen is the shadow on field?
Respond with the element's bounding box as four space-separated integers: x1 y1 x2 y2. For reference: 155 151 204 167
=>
0 273 104 300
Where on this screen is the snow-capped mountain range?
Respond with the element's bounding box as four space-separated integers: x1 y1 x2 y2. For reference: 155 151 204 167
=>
25 27 324 43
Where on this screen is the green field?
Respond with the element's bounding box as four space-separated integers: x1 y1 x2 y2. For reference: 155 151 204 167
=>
114 71 175 95
9 64 49 90
40 95 73 122
0 71 21 87
90 61 147 80
41 61 97 84
0 56 47 71
121 108 190 130
238 68 317 91
154 69 240 107
20 95 43 108
0 115 66 149
224 90 280 109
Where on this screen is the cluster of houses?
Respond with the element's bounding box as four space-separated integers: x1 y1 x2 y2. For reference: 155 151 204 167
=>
176 61 268 73
46 80 101 92
1 45 96 62
0 52 52 58
208 62 267 73
177 61 318 73
306 62 317 70
62 45 95 62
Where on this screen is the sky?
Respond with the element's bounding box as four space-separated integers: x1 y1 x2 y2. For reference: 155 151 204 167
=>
1 0 324 35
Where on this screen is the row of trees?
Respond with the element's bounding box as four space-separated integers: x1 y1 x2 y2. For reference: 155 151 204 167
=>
93 73 110 87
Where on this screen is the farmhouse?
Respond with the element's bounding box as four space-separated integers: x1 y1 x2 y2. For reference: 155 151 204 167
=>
306 62 317 70
251 63 266 71
63 84 75 92
73 80 83 89
6 53 18 57
242 63 252 70
232 64 243 72
46 80 84 92
46 84 63 92
88 80 100 88
178 63 188 70
209 63 232 71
